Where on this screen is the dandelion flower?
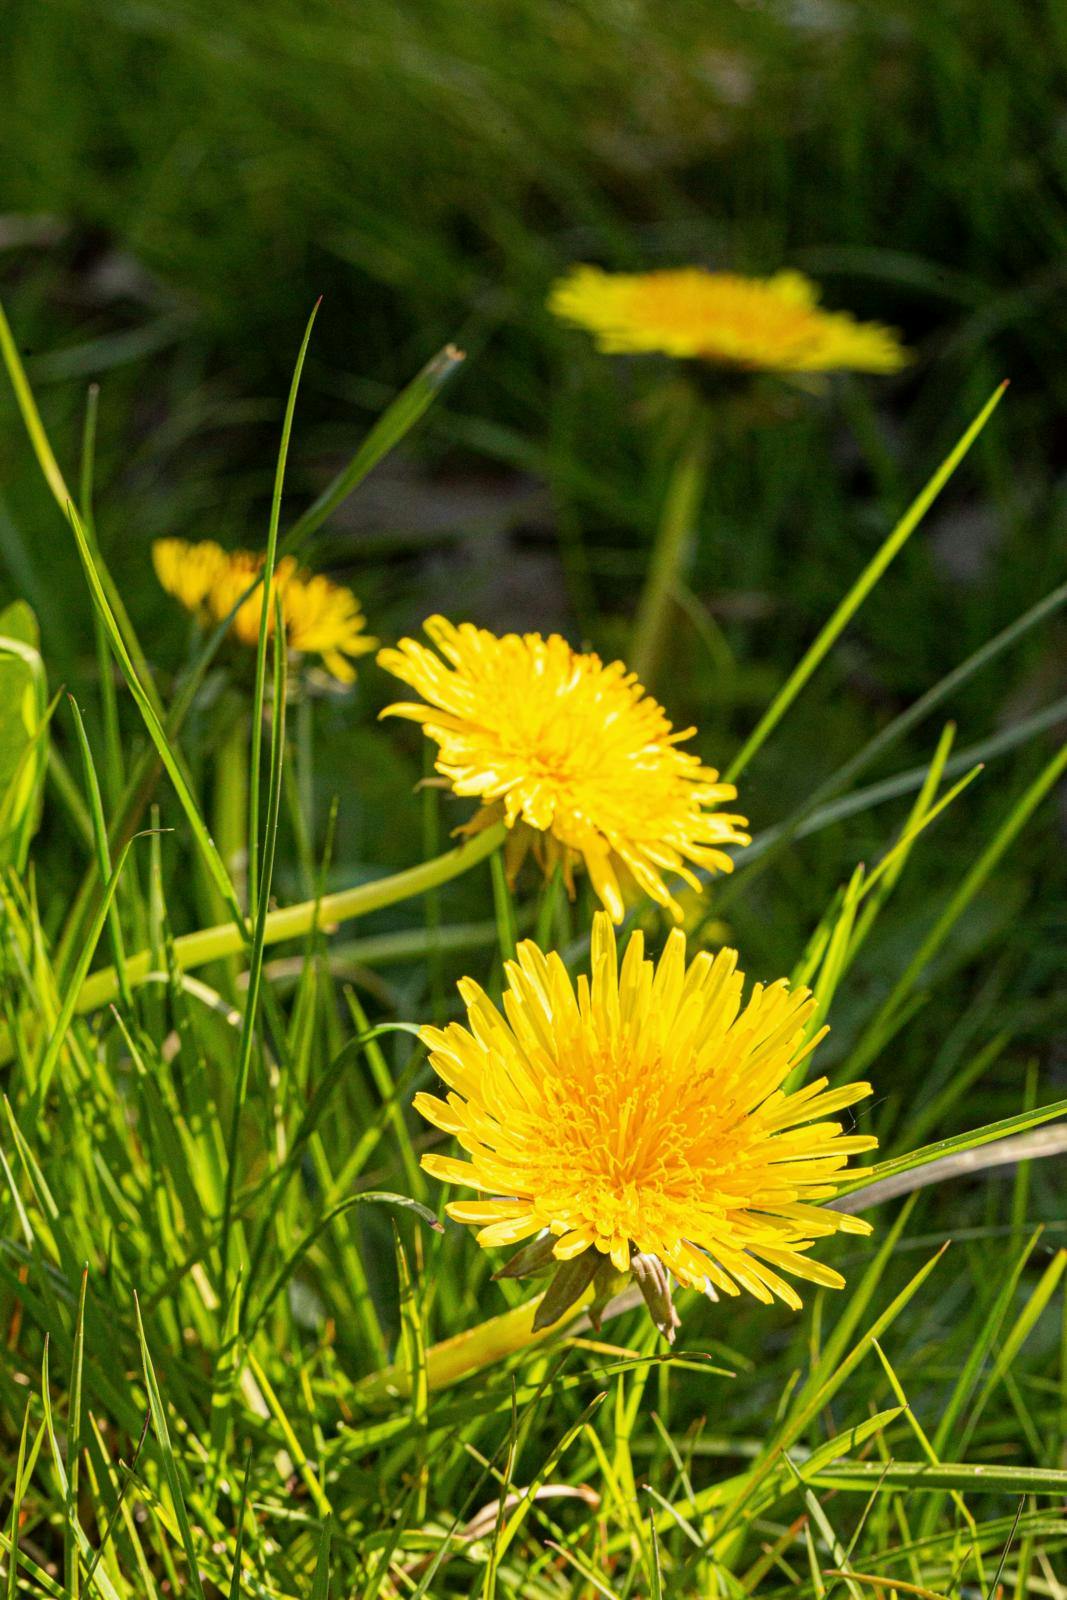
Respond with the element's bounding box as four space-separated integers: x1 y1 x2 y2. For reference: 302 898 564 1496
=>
280 567 379 684
152 538 229 617
549 265 908 374
416 914 876 1332
152 540 377 682
378 617 748 921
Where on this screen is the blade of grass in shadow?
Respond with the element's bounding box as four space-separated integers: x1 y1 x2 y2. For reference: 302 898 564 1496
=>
67 1267 88 1600
5 1401 32 1600
732 693 1067 880
725 383 1008 783
310 1516 332 1600
225 1447 254 1600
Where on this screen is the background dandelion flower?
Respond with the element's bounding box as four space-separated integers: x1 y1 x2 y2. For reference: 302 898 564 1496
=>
549 265 909 374
153 540 377 681
416 913 877 1325
378 616 749 921
151 537 229 617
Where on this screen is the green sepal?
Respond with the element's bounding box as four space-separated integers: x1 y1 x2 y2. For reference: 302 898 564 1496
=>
632 1253 681 1343
493 1232 558 1281
532 1251 601 1331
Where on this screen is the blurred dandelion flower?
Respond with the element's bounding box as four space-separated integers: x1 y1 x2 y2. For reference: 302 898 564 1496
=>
152 537 229 617
279 568 379 684
416 913 876 1333
152 540 377 682
378 616 748 921
549 265 909 374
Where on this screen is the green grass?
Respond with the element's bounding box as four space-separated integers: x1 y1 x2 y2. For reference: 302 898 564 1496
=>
0 303 1063 1593
0 0 1066 1592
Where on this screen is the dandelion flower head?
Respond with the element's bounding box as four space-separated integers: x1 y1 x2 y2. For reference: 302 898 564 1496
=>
549 265 909 375
152 538 229 616
152 539 377 682
416 913 876 1309
378 617 749 922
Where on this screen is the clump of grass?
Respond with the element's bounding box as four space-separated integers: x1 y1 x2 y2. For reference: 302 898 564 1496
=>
0 297 1064 1600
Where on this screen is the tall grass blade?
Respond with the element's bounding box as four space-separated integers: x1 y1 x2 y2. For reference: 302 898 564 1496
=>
726 383 1007 781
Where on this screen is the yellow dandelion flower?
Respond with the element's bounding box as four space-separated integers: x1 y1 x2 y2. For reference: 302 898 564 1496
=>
152 538 229 616
416 913 876 1323
280 568 379 684
153 540 377 682
377 617 749 922
207 549 273 649
549 265 909 374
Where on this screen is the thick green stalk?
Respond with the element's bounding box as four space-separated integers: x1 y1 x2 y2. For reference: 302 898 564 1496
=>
58 820 507 1024
630 420 711 686
351 1283 598 1406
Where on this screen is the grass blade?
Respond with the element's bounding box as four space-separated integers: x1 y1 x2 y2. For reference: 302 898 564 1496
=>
65 500 244 933
726 383 1007 782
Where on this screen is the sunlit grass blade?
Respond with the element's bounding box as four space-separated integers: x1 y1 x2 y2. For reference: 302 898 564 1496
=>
248 299 319 916
31 831 139 1106
66 694 132 1011
283 342 466 553
833 1109 1067 1205
0 295 165 721
65 500 244 933
220 597 288 1298
809 1461 1067 1495
133 1295 208 1600
725 382 1007 782
847 737 1067 1079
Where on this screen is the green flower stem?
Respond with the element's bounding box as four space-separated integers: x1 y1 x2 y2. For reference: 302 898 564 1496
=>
65 820 507 1023
630 417 712 686
352 1280 599 1405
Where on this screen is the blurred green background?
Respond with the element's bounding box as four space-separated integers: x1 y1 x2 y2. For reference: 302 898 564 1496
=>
1 0 1065 1113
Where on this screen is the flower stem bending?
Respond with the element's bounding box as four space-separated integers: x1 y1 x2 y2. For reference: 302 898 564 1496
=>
66 820 508 1021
